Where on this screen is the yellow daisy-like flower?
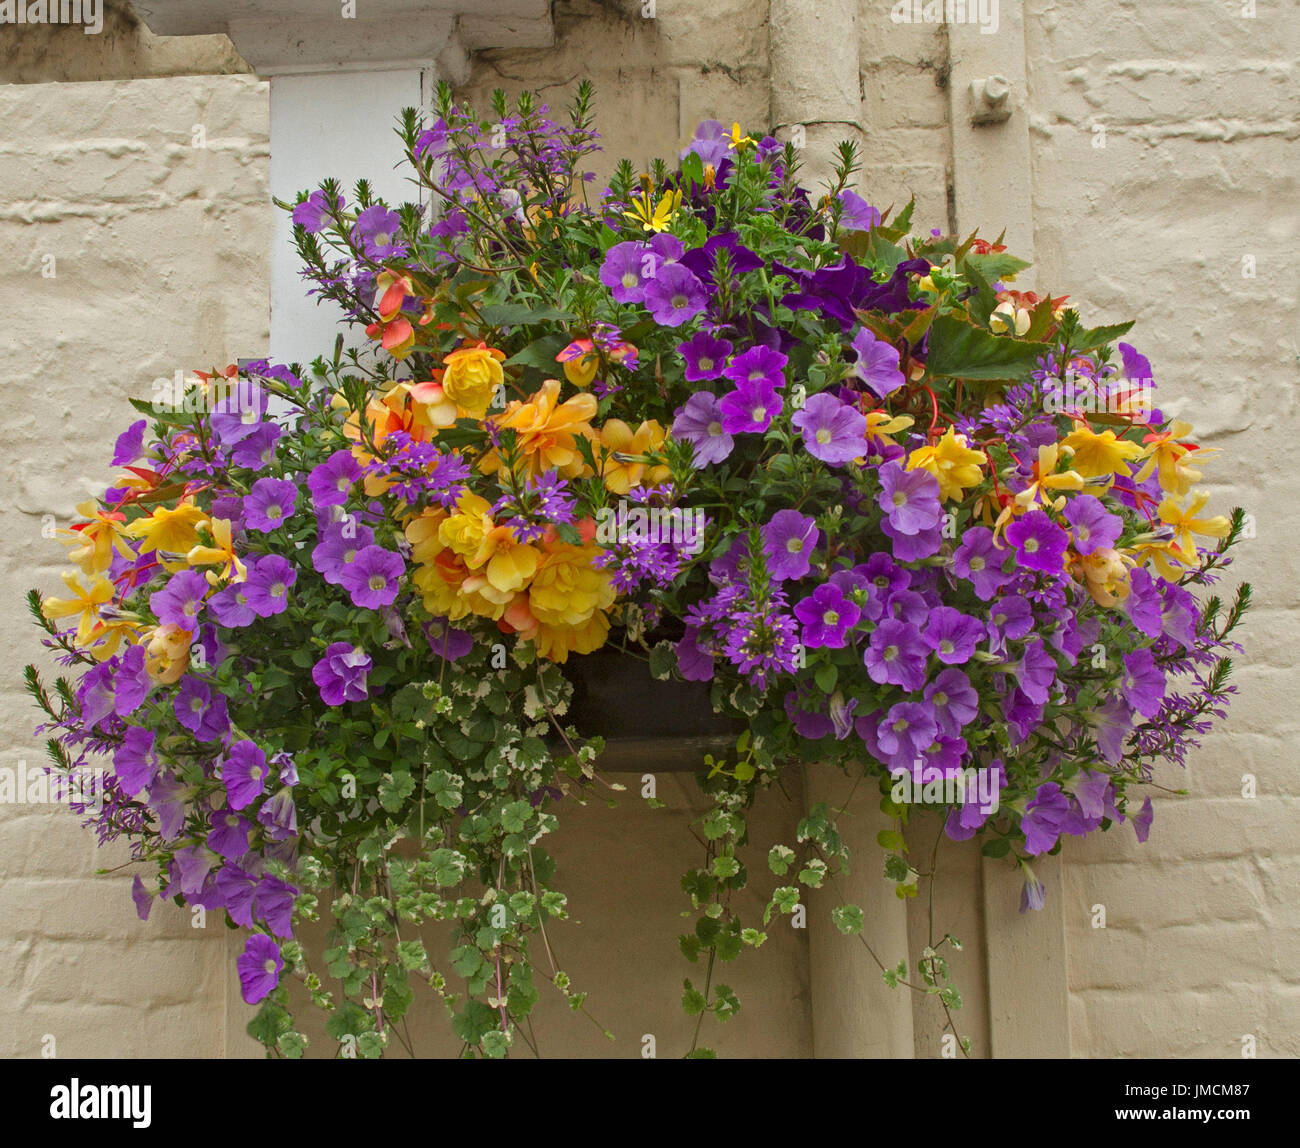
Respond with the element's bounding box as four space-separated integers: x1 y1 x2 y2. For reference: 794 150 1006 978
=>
61 501 135 576
124 499 209 557
906 428 987 502
1157 490 1231 565
187 518 248 586
624 187 681 233
41 571 116 646
1060 425 1144 480
1134 419 1213 497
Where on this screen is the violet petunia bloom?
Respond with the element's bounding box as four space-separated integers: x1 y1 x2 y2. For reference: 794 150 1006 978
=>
312 642 373 706
1133 796 1154 843
207 810 251 859
600 241 655 303
924 668 978 737
877 460 942 535
675 626 715 682
672 392 734 466
244 555 297 617
722 345 787 390
339 545 405 609
864 618 929 693
837 189 881 232
237 934 283 1005
1019 868 1047 913
255 875 298 938
791 392 868 465
243 477 298 533
719 377 782 435
230 424 281 472
762 509 820 581
1006 637 1058 705
146 772 189 841
223 739 270 811
923 607 984 665
1121 648 1167 719
849 326 905 398
1064 494 1122 556
149 570 208 633
291 190 341 233
172 844 217 896
952 526 1014 600
873 702 939 771
425 618 474 663
312 519 375 586
208 581 256 628
113 644 151 717
173 676 230 742
210 382 268 446
113 726 158 797
217 864 258 928
794 583 861 648
308 450 362 509
131 874 153 921
1022 782 1072 855
258 788 299 842
642 262 707 327
352 204 407 259
111 420 147 467
681 119 731 167
785 691 834 740
1005 510 1069 574
677 331 732 381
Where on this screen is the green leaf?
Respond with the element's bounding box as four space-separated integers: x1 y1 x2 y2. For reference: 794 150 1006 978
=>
814 664 838 693
681 979 707 1016
1071 319 1135 352
925 314 1045 380
377 770 415 813
981 836 1012 859
832 904 865 935
503 333 569 369
480 302 577 327
965 251 1032 282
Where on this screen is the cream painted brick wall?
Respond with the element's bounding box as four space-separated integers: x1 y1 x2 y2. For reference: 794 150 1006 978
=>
0 74 271 1057
1023 0 1300 1058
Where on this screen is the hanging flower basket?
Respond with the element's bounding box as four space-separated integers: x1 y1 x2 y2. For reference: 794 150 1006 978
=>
26 82 1250 1059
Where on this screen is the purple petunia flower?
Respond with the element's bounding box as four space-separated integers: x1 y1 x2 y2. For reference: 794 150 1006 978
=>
173 676 230 742
255 875 298 939
352 204 407 259
1133 796 1154 843
1022 782 1072 855
113 644 151 717
113 726 158 797
131 874 153 921
924 668 978 737
642 262 707 327
681 118 731 167
258 788 299 842
210 382 268 446
243 477 298 533
877 460 943 535
208 581 256 628
312 642 373 706
600 241 656 303
864 618 929 692
793 583 861 648
791 392 868 465
308 450 362 509
722 345 787 390
147 772 189 841
292 190 341 233
923 607 984 665
312 518 375 586
1064 494 1122 556
1019 868 1047 913
952 526 1014 600
207 810 251 859
672 392 734 466
1005 510 1069 574
677 331 733 381
425 618 474 663
223 739 270 811
111 420 147 467
237 934 283 1004
872 702 939 771
837 189 881 232
339 545 405 609
243 555 296 617
675 626 715 682
762 510 820 581
1121 648 1167 719
149 570 208 633
230 424 281 472
849 327 905 398
217 863 258 928
719 377 782 435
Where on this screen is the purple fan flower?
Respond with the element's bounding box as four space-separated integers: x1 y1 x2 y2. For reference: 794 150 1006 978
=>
352 204 406 258
600 241 655 303
672 392 734 466
677 331 732 381
864 619 929 692
237 934 283 1004
173 677 230 742
113 727 157 797
1122 648 1167 719
1064 494 1122 556
719 377 782 435
339 545 405 609
794 583 861 648
952 526 1014 600
207 810 251 859
923 608 984 665
223 740 270 811
849 327 905 398
312 519 375 586
149 570 207 633
877 460 943 535
642 263 707 327
762 510 820 581
243 477 298 533
1005 510 1069 574
244 555 297 617
308 450 362 509
312 642 373 706
791 392 868 465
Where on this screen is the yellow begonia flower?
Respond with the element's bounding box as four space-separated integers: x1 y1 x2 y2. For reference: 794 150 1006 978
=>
466 524 542 596
124 499 208 556
442 344 505 420
479 378 597 480
438 493 495 563
1134 419 1213 497
592 419 670 495
906 428 987 502
187 518 248 586
1059 425 1143 480
528 541 617 629
534 611 610 664
1157 491 1231 565
61 501 135 576
41 571 115 646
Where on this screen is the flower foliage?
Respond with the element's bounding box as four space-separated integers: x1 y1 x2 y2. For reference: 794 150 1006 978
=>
26 82 1250 1058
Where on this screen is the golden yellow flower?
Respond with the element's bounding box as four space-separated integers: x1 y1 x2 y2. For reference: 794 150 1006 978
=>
41 571 115 646
441 343 505 419
1157 491 1231 565
124 499 208 556
906 428 987 502
534 611 610 664
479 378 597 481
438 493 494 561
528 540 617 628
61 501 135 576
592 418 670 494
144 623 192 684
1133 419 1213 497
1060 425 1143 480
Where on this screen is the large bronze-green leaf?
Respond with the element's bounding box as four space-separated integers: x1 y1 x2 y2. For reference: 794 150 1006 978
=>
924 313 1045 380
